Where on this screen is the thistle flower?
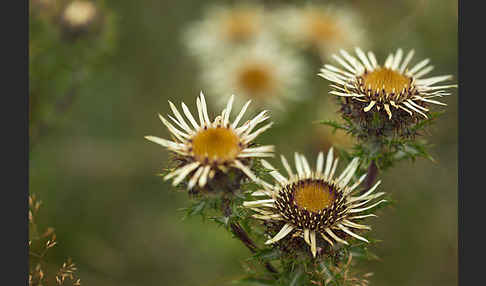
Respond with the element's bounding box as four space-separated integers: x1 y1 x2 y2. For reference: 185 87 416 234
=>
202 37 306 111
145 92 274 190
243 148 385 258
182 4 266 62
319 48 456 120
270 5 366 57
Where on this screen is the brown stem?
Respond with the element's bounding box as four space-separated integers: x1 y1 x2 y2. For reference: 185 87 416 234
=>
221 197 278 274
229 222 258 253
361 160 378 195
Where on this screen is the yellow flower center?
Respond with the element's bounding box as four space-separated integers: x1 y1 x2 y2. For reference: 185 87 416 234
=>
223 11 259 43
362 68 411 95
237 63 275 95
294 181 336 213
191 127 241 163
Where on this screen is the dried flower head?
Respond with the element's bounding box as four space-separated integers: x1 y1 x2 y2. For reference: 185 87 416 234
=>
271 5 366 57
319 48 456 121
244 148 385 258
145 92 274 191
202 37 306 111
61 1 97 30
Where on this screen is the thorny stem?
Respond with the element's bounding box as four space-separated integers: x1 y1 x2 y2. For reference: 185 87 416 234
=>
221 196 279 274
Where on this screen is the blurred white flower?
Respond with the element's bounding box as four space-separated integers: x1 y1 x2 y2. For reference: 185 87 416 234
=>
270 5 367 59
201 36 308 112
182 4 267 63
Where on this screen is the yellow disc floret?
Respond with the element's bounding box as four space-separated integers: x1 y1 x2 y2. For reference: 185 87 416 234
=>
294 181 336 213
191 127 241 163
362 68 411 95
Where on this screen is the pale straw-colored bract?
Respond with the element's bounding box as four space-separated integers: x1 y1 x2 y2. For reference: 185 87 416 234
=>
145 92 274 190
243 148 385 257
319 48 457 119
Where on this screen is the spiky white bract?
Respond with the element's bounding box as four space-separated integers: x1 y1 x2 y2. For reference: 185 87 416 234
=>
202 36 307 112
319 48 457 119
145 92 274 190
243 148 385 258
182 4 266 64
270 5 366 58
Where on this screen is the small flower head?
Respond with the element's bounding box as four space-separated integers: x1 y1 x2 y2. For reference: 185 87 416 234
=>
182 4 266 62
145 92 274 192
202 37 306 111
61 1 98 30
271 5 366 57
244 148 385 258
59 0 102 40
319 48 457 136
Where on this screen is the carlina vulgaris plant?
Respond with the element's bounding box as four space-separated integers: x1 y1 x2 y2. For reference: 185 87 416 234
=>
144 50 455 285
145 91 281 273
318 47 457 172
243 148 385 259
144 93 390 284
268 47 457 284
144 91 274 192
231 47 455 284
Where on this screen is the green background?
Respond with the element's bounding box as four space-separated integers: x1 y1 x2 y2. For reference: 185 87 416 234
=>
29 0 457 285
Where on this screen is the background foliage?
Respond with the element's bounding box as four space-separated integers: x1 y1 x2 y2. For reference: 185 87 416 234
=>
29 0 457 285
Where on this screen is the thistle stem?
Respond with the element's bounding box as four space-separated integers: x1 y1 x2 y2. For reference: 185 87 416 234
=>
221 196 279 274
361 160 378 195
